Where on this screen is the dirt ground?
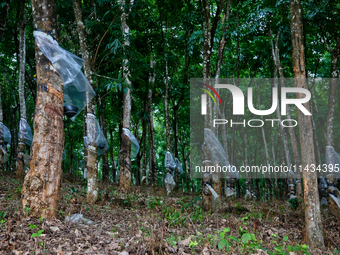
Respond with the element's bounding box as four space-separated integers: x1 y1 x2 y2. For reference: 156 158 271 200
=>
0 174 339 255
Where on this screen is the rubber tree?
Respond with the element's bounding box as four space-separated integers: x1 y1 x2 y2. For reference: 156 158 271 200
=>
16 0 27 180
119 0 133 192
73 0 98 203
289 0 324 248
0 0 11 171
22 0 64 218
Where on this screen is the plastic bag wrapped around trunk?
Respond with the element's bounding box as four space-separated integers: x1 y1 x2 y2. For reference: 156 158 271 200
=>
175 158 183 174
206 184 222 209
122 128 140 159
165 172 175 195
33 31 96 121
19 118 33 146
204 128 237 178
0 122 11 146
84 113 109 156
165 151 176 169
0 146 8 164
327 146 340 178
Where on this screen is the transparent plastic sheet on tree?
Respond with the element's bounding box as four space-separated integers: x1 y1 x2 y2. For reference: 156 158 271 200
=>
19 118 33 146
175 158 183 174
0 146 8 164
84 114 109 156
244 189 252 201
204 128 237 178
33 31 96 121
206 184 221 209
122 128 140 159
165 151 176 169
329 146 340 179
165 172 175 195
0 122 11 146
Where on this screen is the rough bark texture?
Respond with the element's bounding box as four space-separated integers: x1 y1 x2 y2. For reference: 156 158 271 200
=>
202 0 212 211
326 34 340 147
289 0 324 248
16 0 27 180
274 27 302 198
100 98 109 182
173 94 184 191
73 0 98 203
119 0 133 192
214 0 231 80
109 128 116 182
270 30 291 168
22 0 64 218
148 55 157 186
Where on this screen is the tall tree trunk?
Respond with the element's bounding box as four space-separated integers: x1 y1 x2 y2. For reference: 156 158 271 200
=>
139 107 147 186
141 122 147 185
100 97 109 182
173 94 184 191
326 34 340 147
289 0 324 247
109 128 116 182
270 30 291 168
16 0 27 180
73 0 98 203
202 0 212 211
274 27 302 198
148 55 157 186
22 0 64 218
66 120 73 175
119 0 133 192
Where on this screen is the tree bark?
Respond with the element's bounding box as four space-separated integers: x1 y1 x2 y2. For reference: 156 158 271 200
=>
326 34 340 147
16 0 27 180
109 128 116 182
274 26 302 198
99 96 109 182
22 0 64 218
289 0 324 248
73 0 98 203
119 0 133 192
202 0 212 211
148 55 157 186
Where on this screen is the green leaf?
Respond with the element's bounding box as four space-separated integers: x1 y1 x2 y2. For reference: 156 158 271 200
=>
283 236 288 242
223 227 230 233
229 236 239 242
218 239 228 250
242 233 252 244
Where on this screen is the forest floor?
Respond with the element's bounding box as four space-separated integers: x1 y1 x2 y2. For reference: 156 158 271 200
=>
0 174 339 255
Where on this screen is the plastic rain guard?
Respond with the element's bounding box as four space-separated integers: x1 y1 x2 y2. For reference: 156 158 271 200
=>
19 118 33 146
165 172 175 195
204 128 237 178
122 128 140 159
84 113 109 156
165 151 176 169
33 31 96 121
175 158 183 174
0 122 11 146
